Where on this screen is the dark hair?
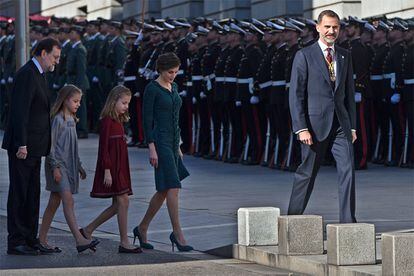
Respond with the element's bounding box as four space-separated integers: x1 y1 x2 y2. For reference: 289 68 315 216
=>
33 38 61 57
317 10 340 24
156 52 181 73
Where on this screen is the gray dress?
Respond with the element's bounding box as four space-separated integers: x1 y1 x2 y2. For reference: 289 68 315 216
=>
45 113 82 194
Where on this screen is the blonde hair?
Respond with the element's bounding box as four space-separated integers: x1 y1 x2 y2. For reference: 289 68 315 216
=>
100 85 131 123
50 84 82 122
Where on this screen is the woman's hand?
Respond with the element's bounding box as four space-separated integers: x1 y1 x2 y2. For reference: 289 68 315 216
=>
178 148 183 159
79 167 87 180
104 169 112 187
53 168 62 183
148 143 158 168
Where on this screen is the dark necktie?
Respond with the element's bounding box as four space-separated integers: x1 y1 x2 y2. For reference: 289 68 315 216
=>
326 48 335 83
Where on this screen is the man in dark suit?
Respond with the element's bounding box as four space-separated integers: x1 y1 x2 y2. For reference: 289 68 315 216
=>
2 38 61 255
287 10 357 223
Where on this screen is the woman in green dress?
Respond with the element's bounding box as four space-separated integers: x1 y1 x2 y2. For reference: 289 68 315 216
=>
133 52 192 252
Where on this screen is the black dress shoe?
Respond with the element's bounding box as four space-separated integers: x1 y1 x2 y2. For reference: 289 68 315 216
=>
33 243 57 254
7 245 39 255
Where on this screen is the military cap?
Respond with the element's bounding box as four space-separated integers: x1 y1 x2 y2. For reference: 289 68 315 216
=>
391 19 408 31
210 21 225 33
171 19 191 28
109 21 123 29
195 25 209 36
162 21 175 30
265 21 284 33
348 16 367 28
31 25 43 33
288 18 306 29
185 32 198 44
229 22 246 35
70 25 85 34
407 19 414 30
124 29 139 38
376 20 390 32
240 21 264 36
86 20 100 26
363 22 376 33
284 20 303 32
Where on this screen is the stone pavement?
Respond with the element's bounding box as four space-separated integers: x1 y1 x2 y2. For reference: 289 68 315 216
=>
0 131 413 273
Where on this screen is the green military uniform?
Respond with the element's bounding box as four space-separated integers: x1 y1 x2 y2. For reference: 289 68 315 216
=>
99 34 113 96
67 40 90 137
106 35 127 90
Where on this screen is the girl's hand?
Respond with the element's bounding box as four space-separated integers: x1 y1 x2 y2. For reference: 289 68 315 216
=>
148 143 158 168
104 169 112 187
53 168 62 183
79 167 87 180
178 148 183 159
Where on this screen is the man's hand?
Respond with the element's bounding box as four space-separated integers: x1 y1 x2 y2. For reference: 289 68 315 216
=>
352 131 357 144
298 130 313 145
16 146 28 159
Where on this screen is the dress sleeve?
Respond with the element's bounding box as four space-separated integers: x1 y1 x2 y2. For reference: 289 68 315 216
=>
99 117 112 169
47 115 64 170
143 84 156 143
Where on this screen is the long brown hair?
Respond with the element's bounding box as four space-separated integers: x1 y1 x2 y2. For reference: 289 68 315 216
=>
100 85 131 123
50 84 82 122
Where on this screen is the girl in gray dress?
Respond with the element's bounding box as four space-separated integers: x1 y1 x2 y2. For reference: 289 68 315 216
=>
38 85 99 253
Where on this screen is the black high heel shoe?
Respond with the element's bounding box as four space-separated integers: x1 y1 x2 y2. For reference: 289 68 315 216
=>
118 245 143 254
76 239 100 253
169 232 193 252
132 226 154 249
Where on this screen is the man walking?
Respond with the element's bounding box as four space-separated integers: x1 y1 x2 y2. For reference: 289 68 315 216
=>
2 38 61 254
287 10 357 223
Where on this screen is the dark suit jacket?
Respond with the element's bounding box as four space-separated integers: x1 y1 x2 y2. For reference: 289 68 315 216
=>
2 60 51 157
289 41 356 142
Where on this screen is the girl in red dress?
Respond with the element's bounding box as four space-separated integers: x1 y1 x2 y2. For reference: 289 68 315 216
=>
80 85 141 253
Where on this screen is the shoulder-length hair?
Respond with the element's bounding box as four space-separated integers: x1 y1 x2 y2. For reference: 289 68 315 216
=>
50 84 82 122
100 85 132 123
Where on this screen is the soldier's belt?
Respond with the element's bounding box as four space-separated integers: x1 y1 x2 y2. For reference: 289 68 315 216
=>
383 73 395 79
237 77 253 84
124 76 137 82
192 75 203 81
370 75 384 80
258 81 272 89
271 80 286 87
186 81 193 87
177 70 184 75
224 77 237 83
208 73 216 80
215 77 225 82
286 82 290 88
404 79 414 85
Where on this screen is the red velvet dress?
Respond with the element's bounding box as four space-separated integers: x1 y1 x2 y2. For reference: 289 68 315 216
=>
90 117 133 198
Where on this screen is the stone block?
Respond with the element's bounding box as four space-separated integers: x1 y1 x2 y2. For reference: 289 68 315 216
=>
237 207 280 246
278 215 323 255
327 223 376 265
382 233 414 275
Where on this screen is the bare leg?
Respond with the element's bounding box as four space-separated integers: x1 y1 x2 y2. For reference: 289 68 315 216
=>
39 192 61 245
138 191 167 242
166 188 187 245
82 197 118 239
60 191 91 246
116 194 134 248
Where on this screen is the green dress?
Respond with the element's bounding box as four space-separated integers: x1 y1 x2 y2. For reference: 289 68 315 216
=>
143 81 189 191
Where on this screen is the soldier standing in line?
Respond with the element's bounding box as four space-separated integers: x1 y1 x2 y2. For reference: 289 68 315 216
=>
283 20 303 171
236 22 263 165
0 22 8 129
382 20 407 166
53 26 71 96
346 17 372 170
29 25 43 57
223 23 245 163
298 18 318 48
213 24 231 160
401 20 414 168
370 21 390 164
2 21 15 127
201 21 222 159
84 20 104 132
97 19 113 99
106 21 127 91
268 22 289 169
67 25 90 139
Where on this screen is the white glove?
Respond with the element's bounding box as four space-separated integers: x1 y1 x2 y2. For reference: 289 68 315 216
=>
134 31 144 45
206 79 212 91
179 90 187 97
250 96 259 104
116 70 124 78
354 92 362 103
235 101 242 107
200 91 207 99
92 76 99 83
192 97 197 104
390 93 400 104
53 83 60 89
1 79 5 85
134 92 140 97
7 77 13 83
390 77 396 89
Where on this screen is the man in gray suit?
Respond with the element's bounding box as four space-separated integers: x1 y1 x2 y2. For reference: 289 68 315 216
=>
288 10 357 223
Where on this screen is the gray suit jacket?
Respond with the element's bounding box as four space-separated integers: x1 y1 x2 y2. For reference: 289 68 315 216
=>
289 41 356 142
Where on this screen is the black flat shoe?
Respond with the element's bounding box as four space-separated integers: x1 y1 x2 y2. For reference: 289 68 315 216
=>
118 245 142 254
7 245 39 255
132 226 154 249
32 243 57 254
36 243 62 253
169 232 193 252
77 239 100 253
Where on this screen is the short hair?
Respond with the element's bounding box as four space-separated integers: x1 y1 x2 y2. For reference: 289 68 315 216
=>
156 52 181 73
33 38 61 57
317 10 340 24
